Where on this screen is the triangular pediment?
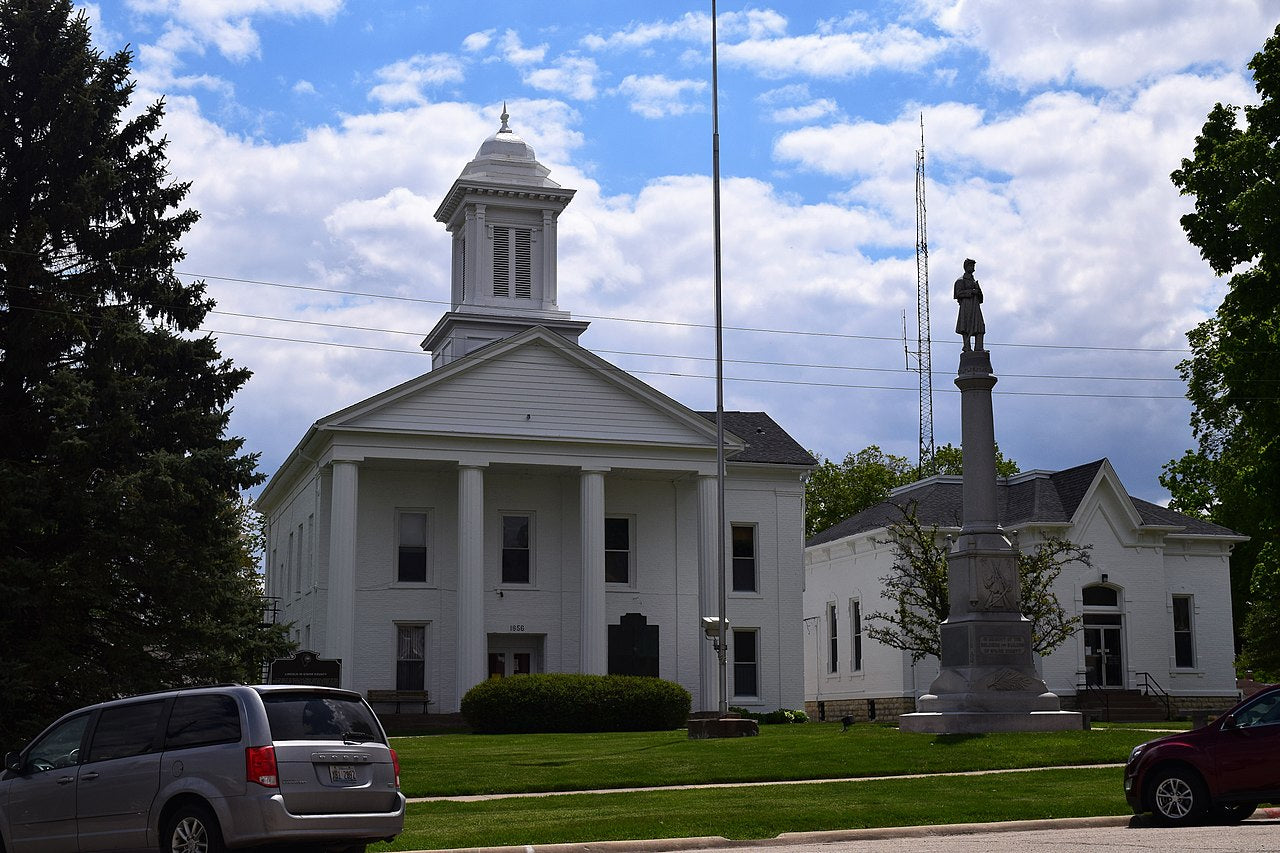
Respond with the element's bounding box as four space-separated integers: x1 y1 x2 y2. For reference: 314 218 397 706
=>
320 327 736 451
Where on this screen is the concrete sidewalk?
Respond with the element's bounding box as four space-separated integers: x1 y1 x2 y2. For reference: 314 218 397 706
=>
406 762 1125 803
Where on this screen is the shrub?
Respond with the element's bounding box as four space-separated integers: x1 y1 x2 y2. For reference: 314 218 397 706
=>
461 673 692 733
730 706 809 724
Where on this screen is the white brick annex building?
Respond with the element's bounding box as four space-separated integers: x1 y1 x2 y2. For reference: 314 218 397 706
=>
257 114 813 714
803 459 1245 722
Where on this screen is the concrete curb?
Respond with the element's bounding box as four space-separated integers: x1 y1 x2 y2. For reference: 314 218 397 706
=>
406 815 1136 853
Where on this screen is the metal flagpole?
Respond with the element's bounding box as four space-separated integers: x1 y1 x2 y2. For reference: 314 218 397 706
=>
710 0 728 715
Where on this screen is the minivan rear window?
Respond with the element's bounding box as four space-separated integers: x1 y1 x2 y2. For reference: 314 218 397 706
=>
166 694 242 749
261 694 382 743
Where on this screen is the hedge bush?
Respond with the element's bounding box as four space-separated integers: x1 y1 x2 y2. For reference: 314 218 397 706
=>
729 706 809 724
461 673 692 733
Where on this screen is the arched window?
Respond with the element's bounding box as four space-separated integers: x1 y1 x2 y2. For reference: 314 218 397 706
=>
1082 584 1118 607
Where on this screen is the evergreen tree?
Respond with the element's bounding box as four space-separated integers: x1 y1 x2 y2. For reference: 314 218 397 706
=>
1165 23 1280 676
0 0 290 744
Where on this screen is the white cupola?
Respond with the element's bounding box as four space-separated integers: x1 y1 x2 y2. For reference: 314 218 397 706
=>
422 106 587 368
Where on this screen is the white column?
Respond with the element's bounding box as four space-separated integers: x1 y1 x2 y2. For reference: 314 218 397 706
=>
456 464 487 710
326 460 358 689
696 474 721 711
580 469 607 674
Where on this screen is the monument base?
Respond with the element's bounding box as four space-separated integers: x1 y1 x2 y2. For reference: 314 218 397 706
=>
899 709 1083 733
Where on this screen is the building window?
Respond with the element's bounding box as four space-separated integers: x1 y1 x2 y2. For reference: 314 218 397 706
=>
1082 584 1118 607
605 516 632 584
850 598 863 672
1172 595 1195 668
492 227 533 298
502 514 532 584
827 602 838 673
733 629 759 698
396 625 426 691
397 511 429 583
731 524 757 592
287 530 296 595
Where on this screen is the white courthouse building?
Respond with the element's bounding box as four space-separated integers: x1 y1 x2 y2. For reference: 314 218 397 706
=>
257 115 813 714
803 459 1245 721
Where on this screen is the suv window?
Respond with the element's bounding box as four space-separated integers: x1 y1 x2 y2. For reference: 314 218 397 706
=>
165 694 242 749
1234 692 1280 728
261 694 381 742
87 700 165 763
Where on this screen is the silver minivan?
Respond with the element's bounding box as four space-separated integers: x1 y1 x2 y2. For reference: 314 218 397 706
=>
0 685 405 852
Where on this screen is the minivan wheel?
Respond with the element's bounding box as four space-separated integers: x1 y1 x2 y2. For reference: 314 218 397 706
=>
1147 766 1208 825
164 803 225 853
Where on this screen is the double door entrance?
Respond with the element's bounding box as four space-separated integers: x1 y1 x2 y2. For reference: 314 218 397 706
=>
1083 615 1124 688
487 633 543 678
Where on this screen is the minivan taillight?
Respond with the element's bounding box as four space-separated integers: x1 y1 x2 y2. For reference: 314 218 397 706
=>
246 745 279 787
390 747 400 788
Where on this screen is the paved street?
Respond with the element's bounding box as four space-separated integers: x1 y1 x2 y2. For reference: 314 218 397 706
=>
419 814 1280 853
701 818 1280 853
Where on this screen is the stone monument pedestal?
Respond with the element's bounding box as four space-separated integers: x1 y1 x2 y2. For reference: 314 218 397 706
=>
899 348 1081 734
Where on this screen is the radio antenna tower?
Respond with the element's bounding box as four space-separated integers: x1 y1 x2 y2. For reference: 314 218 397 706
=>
914 114 935 475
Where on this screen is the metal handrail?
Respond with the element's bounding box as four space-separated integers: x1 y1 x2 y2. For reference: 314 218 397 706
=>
1076 678 1111 721
1136 671 1173 720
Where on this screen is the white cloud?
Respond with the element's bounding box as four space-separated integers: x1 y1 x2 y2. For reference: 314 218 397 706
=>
125 0 341 60
758 84 839 123
292 79 317 95
930 0 1280 88
614 74 707 118
581 9 788 51
368 53 466 106
524 56 600 101
722 24 951 79
462 29 494 52
498 29 548 66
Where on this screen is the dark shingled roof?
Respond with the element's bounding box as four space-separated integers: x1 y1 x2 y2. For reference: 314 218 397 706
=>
695 411 816 466
807 458 1242 547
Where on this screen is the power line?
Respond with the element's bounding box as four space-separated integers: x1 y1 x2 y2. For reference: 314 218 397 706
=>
203 307 1187 384
197 326 1199 401
175 269 1199 355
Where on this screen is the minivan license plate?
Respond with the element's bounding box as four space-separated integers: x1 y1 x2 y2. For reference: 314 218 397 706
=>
329 764 358 783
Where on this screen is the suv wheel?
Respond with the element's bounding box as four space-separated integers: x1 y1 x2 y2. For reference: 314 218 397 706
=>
164 803 225 853
1212 802 1256 824
1147 766 1208 825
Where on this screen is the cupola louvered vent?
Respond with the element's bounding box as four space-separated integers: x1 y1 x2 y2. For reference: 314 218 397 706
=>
492 226 533 299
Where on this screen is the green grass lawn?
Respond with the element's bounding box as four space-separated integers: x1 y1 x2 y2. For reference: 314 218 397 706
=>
391 721 1153 797
377 766 1130 851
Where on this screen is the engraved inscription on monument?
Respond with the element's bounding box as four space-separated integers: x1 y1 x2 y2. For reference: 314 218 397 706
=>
979 635 1028 656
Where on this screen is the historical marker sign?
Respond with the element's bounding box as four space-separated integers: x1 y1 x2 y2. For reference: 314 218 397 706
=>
269 650 341 687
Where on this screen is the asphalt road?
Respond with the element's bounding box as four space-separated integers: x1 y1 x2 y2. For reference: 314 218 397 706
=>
420 815 1280 853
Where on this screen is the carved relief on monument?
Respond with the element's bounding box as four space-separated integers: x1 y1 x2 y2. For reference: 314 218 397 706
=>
987 668 1039 692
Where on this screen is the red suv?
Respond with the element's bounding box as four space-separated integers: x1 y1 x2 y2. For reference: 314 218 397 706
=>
1125 684 1280 824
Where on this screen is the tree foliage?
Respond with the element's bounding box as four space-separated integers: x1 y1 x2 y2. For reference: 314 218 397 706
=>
1164 23 1280 675
805 443 1020 539
0 0 291 744
864 506 1086 662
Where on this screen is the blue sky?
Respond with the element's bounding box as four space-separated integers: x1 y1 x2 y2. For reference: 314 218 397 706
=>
85 0 1280 504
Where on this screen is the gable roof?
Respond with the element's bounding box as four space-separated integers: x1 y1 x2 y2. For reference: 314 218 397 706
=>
806 458 1242 547
259 327 812 508
696 411 817 466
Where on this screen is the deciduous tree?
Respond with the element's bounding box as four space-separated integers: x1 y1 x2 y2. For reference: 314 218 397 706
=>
0 0 291 744
865 506 1086 662
1165 22 1280 676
